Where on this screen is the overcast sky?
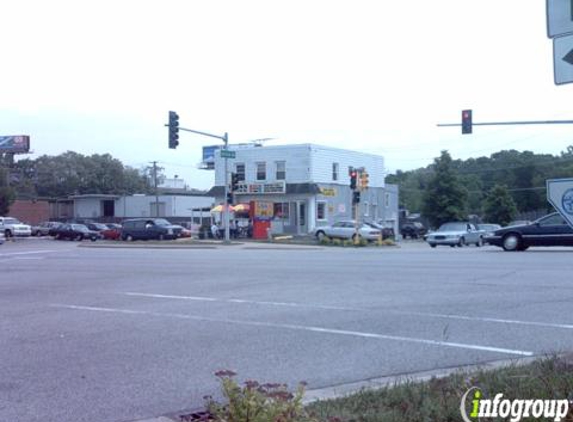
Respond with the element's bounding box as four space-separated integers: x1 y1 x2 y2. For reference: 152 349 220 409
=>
2 1 573 189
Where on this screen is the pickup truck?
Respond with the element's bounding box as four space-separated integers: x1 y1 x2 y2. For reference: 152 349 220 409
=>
0 216 32 237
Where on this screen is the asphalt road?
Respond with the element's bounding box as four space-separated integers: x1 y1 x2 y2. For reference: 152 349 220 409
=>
2 238 573 422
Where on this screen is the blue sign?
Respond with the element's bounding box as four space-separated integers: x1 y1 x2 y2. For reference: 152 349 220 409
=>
0 135 30 153
561 188 573 215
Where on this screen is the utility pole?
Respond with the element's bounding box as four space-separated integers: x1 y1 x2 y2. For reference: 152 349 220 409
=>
150 161 160 217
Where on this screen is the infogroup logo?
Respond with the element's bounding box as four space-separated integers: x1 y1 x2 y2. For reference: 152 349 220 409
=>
460 387 570 422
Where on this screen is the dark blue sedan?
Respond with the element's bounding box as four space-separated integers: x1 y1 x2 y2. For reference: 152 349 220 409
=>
485 212 573 251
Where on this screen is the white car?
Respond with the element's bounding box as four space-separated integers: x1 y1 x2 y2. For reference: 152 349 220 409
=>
315 220 382 241
0 231 4 245
0 217 32 237
426 222 484 248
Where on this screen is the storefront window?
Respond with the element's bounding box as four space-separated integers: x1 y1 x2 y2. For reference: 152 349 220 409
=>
274 202 290 220
256 162 266 181
317 201 327 220
276 161 286 180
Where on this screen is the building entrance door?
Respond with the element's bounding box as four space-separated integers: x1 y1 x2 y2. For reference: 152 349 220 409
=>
296 201 307 234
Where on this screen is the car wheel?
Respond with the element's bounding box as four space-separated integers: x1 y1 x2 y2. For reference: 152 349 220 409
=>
457 237 465 247
75 235 83 241
55 234 61 240
316 231 328 241
352 233 362 242
90 236 97 242
36 231 42 237
429 243 437 248
502 233 521 252
158 234 165 241
126 235 134 242
476 237 483 247
4 229 11 238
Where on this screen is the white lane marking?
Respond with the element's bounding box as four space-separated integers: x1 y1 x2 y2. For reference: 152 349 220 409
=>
8 257 46 261
125 293 573 331
0 250 58 257
398 311 573 330
51 304 533 357
123 292 360 311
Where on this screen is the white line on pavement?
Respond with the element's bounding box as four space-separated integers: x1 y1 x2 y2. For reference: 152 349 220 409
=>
0 250 58 257
51 304 533 357
123 292 361 311
124 292 573 331
398 311 573 330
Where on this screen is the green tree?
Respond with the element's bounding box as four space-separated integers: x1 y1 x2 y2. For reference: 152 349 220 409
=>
483 184 517 226
422 150 468 228
0 165 15 215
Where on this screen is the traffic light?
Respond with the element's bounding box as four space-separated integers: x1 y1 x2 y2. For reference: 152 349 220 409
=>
168 111 180 148
349 168 358 190
461 109 472 134
352 191 361 204
231 172 240 192
360 171 369 189
226 192 233 204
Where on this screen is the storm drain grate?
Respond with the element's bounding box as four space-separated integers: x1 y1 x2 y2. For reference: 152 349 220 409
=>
178 410 214 422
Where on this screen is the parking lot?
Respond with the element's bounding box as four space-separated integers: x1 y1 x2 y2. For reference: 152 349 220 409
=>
2 238 573 422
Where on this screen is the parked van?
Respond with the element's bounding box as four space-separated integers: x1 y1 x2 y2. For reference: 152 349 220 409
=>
121 218 181 241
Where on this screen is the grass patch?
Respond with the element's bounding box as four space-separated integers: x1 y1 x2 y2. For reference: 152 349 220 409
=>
306 355 573 422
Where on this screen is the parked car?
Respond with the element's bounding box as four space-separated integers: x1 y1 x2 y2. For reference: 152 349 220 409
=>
364 221 395 239
476 223 502 237
485 212 573 251
315 220 382 241
52 223 101 241
85 222 109 232
400 221 427 239
121 218 182 241
101 223 122 240
0 217 32 237
0 231 4 245
426 222 484 248
48 222 64 236
32 221 64 237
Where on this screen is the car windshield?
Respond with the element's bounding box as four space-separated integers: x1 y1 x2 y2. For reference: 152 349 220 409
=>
72 224 89 232
152 219 171 226
438 223 466 232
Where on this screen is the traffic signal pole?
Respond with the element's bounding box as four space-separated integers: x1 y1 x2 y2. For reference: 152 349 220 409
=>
165 114 231 243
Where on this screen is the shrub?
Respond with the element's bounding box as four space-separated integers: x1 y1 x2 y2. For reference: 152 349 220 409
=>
206 371 318 422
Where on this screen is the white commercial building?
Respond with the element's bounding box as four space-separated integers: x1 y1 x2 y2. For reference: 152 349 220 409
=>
207 143 399 235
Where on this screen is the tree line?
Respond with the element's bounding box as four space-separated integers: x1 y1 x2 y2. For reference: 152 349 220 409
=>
386 147 573 228
0 151 156 214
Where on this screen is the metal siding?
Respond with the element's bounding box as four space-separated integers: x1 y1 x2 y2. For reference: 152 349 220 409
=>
214 145 312 185
309 145 385 187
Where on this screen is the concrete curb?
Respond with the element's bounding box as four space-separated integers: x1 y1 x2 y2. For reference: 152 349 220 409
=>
129 355 550 422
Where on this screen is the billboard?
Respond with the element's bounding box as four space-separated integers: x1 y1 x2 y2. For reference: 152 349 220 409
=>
0 135 30 153
201 145 220 170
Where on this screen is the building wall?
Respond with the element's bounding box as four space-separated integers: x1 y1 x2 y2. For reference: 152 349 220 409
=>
8 200 50 225
74 198 102 219
215 144 312 185
214 143 385 188
72 195 214 220
309 145 385 187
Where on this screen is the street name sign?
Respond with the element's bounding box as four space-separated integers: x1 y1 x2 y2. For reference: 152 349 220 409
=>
220 149 236 159
547 0 573 38
553 33 573 84
547 178 573 228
